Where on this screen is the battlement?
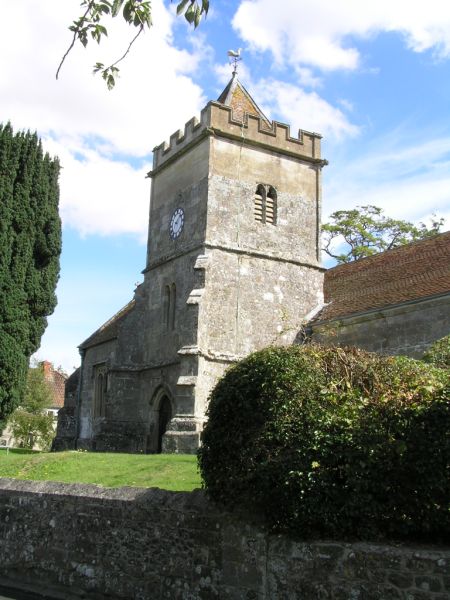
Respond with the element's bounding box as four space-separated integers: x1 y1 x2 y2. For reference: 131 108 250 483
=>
151 101 325 173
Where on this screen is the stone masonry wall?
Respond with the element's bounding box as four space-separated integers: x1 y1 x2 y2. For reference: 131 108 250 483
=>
312 295 450 359
0 479 448 600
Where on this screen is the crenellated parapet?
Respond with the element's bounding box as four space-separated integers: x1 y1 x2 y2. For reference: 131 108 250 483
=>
151 109 208 172
150 101 326 174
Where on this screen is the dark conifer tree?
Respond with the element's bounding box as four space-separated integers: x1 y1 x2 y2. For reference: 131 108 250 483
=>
0 123 61 429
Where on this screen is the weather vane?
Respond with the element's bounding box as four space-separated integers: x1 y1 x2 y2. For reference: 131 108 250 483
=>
227 48 242 75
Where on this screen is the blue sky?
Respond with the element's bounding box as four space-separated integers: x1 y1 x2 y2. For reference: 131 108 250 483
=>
1 0 449 372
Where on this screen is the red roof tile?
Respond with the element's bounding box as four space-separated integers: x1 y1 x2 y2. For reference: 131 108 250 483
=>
319 231 450 321
40 361 68 409
217 74 271 126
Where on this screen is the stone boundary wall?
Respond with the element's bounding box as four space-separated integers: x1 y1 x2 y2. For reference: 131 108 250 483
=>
0 479 449 600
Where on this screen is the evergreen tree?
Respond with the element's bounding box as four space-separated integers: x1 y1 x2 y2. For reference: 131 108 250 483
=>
0 123 61 430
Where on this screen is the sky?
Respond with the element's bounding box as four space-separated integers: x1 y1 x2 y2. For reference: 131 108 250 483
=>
1 0 450 373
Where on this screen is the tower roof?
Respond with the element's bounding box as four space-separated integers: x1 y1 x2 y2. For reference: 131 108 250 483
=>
217 74 270 125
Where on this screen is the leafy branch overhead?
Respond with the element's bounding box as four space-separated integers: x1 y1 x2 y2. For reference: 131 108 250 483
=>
57 0 210 90
322 204 445 264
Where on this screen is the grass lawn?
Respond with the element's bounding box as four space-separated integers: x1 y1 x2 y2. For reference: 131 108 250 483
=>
0 449 201 491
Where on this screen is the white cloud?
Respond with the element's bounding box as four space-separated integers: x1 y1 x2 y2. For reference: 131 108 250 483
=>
323 132 450 226
214 64 358 140
233 0 450 71
294 67 322 89
214 61 253 86
0 0 207 238
253 80 360 140
43 135 150 240
321 132 450 266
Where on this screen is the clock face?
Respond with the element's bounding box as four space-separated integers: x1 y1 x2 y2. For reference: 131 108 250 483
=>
169 207 185 240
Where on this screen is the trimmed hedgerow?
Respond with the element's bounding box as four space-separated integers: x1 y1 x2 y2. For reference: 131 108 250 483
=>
423 334 450 369
198 345 450 542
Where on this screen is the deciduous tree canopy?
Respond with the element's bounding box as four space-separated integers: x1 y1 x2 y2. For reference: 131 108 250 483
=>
9 364 56 450
322 204 444 264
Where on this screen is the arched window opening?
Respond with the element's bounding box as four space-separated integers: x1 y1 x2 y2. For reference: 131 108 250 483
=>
163 283 176 331
266 186 277 225
170 283 176 330
254 184 277 225
157 395 172 453
163 285 170 330
93 366 107 418
254 184 266 223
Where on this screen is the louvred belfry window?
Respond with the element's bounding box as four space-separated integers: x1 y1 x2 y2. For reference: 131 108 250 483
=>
254 184 277 225
266 186 277 225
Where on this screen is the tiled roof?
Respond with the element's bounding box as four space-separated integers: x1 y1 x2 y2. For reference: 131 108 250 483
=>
79 300 135 350
41 361 68 408
318 231 450 322
217 74 271 125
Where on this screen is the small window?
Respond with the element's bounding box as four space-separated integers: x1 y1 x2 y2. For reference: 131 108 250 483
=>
93 365 107 418
254 184 277 225
266 186 277 225
254 184 266 223
170 283 176 330
164 285 171 330
163 283 176 331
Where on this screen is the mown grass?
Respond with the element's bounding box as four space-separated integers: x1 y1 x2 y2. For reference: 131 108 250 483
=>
0 449 201 491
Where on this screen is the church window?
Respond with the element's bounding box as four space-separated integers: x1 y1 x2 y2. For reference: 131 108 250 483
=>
254 184 277 225
266 186 277 225
163 283 176 330
164 285 171 330
93 365 107 418
254 184 266 222
170 283 176 330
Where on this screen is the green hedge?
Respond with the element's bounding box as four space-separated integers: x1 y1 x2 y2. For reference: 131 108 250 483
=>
423 334 450 369
198 345 450 542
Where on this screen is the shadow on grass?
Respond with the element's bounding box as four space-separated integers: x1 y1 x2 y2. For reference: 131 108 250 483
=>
0 448 40 455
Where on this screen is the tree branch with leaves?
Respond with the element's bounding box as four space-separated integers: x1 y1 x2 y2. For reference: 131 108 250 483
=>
322 205 445 264
57 0 210 89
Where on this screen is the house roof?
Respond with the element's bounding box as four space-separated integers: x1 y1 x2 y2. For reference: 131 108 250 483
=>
79 300 135 351
318 231 450 322
217 74 271 125
40 361 67 409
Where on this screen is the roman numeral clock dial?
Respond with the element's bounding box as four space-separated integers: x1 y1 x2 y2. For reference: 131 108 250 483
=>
169 207 184 240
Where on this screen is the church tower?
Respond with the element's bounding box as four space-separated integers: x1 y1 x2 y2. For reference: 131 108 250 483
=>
55 75 326 454
140 74 326 452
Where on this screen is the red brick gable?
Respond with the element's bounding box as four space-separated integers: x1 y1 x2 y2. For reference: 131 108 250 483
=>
319 231 450 322
41 361 67 408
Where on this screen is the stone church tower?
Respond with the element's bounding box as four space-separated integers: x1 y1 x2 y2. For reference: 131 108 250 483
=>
54 75 326 454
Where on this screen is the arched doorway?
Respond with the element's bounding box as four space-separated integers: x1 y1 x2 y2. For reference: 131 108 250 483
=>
147 386 174 454
157 394 172 453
